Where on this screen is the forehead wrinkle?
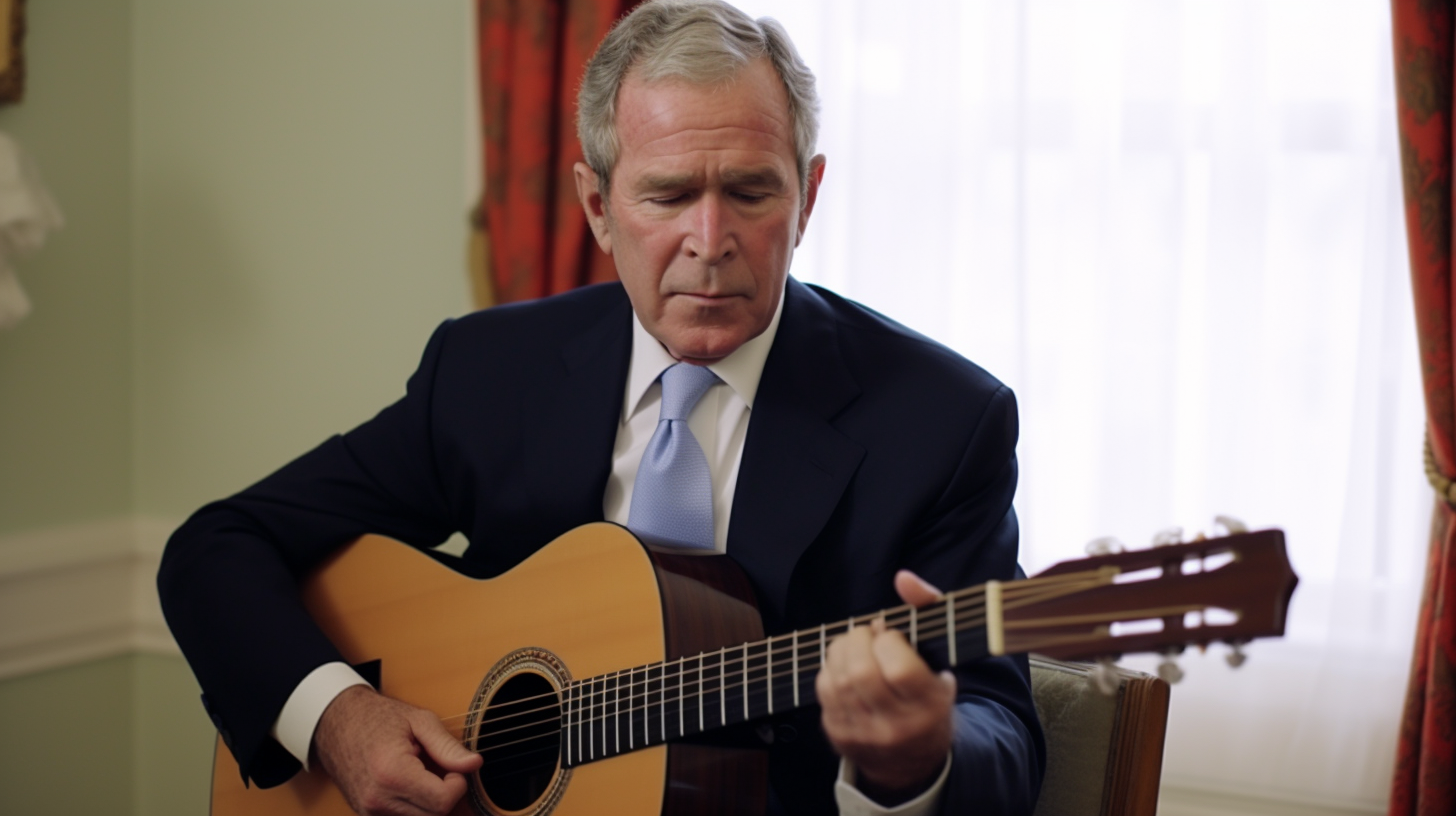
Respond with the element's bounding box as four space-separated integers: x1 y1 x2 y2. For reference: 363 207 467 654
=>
633 170 701 193
720 166 787 189
631 121 793 157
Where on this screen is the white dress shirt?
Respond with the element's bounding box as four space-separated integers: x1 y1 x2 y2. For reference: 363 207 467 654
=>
271 295 947 815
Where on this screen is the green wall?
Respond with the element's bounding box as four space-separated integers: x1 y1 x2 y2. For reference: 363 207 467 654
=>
0 0 134 536
0 655 217 816
132 0 473 516
0 2 472 814
0 657 137 815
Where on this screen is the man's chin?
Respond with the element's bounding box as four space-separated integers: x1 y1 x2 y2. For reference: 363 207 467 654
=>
660 327 759 365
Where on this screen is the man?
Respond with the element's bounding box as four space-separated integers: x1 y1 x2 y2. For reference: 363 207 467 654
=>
159 2 1045 815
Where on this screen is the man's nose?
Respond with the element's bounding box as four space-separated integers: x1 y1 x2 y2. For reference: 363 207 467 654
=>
683 194 736 265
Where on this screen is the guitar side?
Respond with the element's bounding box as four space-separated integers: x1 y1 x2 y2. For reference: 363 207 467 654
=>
209 523 727 816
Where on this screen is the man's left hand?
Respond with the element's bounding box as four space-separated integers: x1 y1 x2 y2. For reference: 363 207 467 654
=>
816 570 956 804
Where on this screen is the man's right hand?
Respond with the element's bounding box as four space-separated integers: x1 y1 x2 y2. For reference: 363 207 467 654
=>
313 685 484 816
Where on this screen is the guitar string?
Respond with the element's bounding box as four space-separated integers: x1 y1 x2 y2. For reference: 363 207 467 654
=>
453 594 1153 781
438 568 1112 730
451 579 1151 746
437 568 1116 737
453 593 1083 776
437 597 986 730
444 613 984 745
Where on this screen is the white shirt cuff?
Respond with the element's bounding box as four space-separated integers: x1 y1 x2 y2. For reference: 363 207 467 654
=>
270 661 372 769
835 754 952 816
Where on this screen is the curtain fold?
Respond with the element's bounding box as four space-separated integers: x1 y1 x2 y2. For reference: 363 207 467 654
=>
475 0 629 307
1391 0 1456 813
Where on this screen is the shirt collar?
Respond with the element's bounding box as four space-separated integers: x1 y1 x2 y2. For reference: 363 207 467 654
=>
622 292 785 422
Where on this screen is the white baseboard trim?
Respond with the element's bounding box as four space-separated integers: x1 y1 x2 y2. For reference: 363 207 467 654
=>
0 515 183 681
1160 781 1385 816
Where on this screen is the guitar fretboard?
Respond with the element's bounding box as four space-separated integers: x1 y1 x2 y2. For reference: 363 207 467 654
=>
555 586 1001 768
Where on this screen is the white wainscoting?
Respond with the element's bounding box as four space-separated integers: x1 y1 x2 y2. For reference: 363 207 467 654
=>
0 516 181 681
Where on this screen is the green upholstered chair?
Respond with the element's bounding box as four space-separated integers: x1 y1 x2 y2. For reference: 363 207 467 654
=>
1029 656 1171 816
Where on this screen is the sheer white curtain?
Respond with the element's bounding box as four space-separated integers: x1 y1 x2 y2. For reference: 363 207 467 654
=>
738 0 1424 809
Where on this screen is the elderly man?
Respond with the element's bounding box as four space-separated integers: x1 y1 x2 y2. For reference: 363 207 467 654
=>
159 2 1045 814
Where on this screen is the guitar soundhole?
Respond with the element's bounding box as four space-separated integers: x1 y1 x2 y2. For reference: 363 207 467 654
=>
465 648 572 816
478 671 560 809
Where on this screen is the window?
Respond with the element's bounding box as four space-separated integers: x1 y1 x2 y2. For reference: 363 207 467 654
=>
739 0 1421 808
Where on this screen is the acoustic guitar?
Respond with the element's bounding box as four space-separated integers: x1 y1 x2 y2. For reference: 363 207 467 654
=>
209 522 1297 816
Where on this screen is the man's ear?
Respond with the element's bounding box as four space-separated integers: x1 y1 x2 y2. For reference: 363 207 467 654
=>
795 155 827 247
574 162 613 255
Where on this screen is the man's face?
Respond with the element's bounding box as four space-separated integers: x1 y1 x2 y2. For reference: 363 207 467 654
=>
575 59 825 364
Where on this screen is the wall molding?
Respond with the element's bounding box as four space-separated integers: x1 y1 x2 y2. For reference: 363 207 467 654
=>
0 515 182 681
1160 782 1384 816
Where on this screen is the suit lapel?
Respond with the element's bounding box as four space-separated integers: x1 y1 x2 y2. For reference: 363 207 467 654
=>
523 291 633 528
728 280 864 623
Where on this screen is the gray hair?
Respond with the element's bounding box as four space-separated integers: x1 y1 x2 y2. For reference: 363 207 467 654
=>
577 0 820 198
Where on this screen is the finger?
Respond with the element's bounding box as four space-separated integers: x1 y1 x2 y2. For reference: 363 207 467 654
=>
386 762 471 816
824 626 892 715
400 769 471 816
412 712 484 774
861 626 943 711
894 569 943 607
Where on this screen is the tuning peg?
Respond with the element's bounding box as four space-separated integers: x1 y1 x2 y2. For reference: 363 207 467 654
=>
1152 526 1183 547
1214 515 1248 535
1157 650 1185 684
1089 657 1120 696
1085 536 1124 556
1226 641 1248 668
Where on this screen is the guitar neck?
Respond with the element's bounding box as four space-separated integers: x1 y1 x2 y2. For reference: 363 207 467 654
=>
557 584 1000 769
551 527 1295 769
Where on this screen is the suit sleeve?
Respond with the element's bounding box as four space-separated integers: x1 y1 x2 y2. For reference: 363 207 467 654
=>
157 319 461 787
898 385 1045 816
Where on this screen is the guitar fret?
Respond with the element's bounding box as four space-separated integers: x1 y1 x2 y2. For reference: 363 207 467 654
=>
910 603 918 646
819 623 826 670
718 647 727 727
697 653 705 733
946 595 957 665
766 636 774 715
657 663 665 743
791 630 799 708
566 682 575 767
742 644 750 721
601 673 610 758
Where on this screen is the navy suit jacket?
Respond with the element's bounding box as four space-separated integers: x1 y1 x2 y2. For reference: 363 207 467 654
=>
159 278 1045 815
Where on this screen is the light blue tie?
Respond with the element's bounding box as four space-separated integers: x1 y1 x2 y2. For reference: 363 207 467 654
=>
628 362 721 550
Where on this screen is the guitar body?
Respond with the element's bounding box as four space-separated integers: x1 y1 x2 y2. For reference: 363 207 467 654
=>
210 523 767 816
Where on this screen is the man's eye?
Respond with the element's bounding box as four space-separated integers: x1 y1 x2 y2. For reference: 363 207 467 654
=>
731 192 769 204
650 193 688 206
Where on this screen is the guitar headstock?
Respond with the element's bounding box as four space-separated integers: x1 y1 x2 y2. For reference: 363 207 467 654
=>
1007 526 1297 671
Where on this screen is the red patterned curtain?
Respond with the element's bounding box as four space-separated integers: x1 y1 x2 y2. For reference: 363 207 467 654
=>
474 0 633 306
1391 1 1456 813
